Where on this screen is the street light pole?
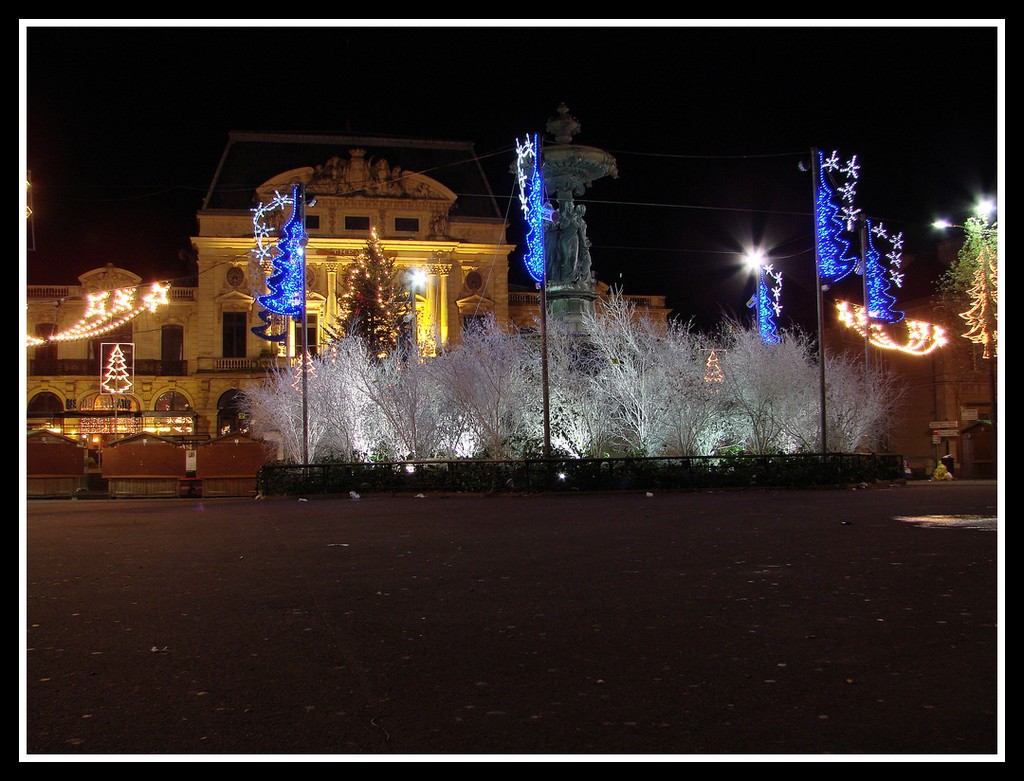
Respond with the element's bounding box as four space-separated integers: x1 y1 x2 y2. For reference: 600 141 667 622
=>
297 183 309 471
539 274 551 460
810 148 828 454
858 217 871 379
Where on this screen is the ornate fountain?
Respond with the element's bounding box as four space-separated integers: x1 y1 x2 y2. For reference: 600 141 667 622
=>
541 104 618 330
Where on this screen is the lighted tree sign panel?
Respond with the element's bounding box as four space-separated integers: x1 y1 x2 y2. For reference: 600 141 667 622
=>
100 342 134 396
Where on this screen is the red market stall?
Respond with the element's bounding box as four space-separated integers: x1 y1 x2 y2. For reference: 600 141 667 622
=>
195 434 272 497
26 430 87 498
101 433 185 498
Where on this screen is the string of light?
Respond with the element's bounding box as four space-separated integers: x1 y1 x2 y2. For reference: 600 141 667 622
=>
835 301 947 355
26 281 171 346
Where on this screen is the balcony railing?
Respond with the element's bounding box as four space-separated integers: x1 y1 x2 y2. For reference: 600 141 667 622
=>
29 356 290 376
29 359 189 377
27 285 197 300
195 356 288 373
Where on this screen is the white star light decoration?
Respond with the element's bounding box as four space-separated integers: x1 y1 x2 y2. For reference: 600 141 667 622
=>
765 264 784 317
835 154 862 229
251 189 295 270
872 222 905 290
27 282 171 346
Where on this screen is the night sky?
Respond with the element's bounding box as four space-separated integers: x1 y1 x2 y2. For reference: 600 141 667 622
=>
21 21 1002 333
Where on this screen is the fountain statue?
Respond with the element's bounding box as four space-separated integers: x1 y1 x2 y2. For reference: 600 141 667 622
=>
541 104 618 330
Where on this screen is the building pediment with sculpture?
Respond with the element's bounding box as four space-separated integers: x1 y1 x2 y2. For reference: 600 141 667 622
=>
79 264 143 294
307 149 457 203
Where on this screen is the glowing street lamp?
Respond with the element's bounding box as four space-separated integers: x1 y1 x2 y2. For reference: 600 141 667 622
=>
932 198 998 232
743 249 766 272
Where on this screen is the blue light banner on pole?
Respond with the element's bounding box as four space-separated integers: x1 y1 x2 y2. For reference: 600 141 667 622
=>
748 264 783 345
814 149 858 284
515 134 548 283
863 218 903 324
253 184 307 341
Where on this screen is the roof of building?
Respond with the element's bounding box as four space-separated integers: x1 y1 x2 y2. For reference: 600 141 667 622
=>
26 429 83 446
201 131 505 221
105 432 184 448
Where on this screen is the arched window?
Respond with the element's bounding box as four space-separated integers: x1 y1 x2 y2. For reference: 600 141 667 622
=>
27 391 63 413
216 388 249 436
154 390 192 411
86 393 136 411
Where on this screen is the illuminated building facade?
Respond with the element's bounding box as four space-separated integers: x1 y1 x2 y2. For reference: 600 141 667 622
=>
25 132 668 453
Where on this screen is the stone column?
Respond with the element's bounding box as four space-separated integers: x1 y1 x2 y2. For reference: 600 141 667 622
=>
324 264 339 334
430 263 452 346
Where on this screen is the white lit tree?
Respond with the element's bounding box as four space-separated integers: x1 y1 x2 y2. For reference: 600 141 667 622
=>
579 293 675 456
430 314 540 459
241 310 905 464
657 327 737 456
817 350 904 453
101 343 133 395
348 342 447 460
544 317 617 458
244 361 332 464
716 321 807 454
313 336 378 461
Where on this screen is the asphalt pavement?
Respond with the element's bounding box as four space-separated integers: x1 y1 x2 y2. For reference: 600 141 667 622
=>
22 481 1002 760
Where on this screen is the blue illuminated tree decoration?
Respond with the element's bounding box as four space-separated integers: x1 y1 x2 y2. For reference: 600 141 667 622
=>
253 184 307 341
515 134 550 283
814 149 858 284
861 218 903 323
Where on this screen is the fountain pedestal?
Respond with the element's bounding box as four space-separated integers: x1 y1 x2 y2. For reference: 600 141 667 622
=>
541 104 618 332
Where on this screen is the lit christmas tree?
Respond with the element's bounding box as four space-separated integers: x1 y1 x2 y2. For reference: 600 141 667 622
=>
704 349 724 391
960 244 998 359
336 228 409 359
938 212 999 360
